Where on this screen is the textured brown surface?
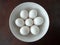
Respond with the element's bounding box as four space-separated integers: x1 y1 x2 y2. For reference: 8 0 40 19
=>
0 0 60 45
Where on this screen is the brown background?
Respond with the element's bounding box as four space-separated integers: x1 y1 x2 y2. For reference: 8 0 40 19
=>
0 0 60 45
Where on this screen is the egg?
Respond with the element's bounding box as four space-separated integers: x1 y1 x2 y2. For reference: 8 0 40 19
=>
15 18 24 27
29 9 37 19
20 10 29 19
20 26 30 35
25 18 33 26
34 17 44 25
30 25 40 35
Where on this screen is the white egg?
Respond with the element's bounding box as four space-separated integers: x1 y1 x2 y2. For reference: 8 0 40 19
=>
15 18 24 27
25 18 33 26
20 10 29 19
34 17 44 25
30 25 40 35
20 26 30 35
29 9 37 19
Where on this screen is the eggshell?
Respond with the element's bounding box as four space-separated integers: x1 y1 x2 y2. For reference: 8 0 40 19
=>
34 17 44 25
30 25 40 35
20 26 30 35
29 9 37 19
20 10 29 19
15 18 24 27
25 18 33 26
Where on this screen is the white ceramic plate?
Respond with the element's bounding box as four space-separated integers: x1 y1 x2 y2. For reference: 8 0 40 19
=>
9 2 49 42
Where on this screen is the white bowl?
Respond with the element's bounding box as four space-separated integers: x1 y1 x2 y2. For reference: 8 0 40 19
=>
9 2 49 42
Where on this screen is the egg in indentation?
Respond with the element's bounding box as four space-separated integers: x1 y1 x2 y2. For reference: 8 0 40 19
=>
30 25 40 35
15 18 24 27
20 26 30 35
25 18 33 26
20 10 29 19
34 17 44 25
29 9 37 19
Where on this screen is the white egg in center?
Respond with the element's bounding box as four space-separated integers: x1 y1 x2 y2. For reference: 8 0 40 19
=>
25 18 33 26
